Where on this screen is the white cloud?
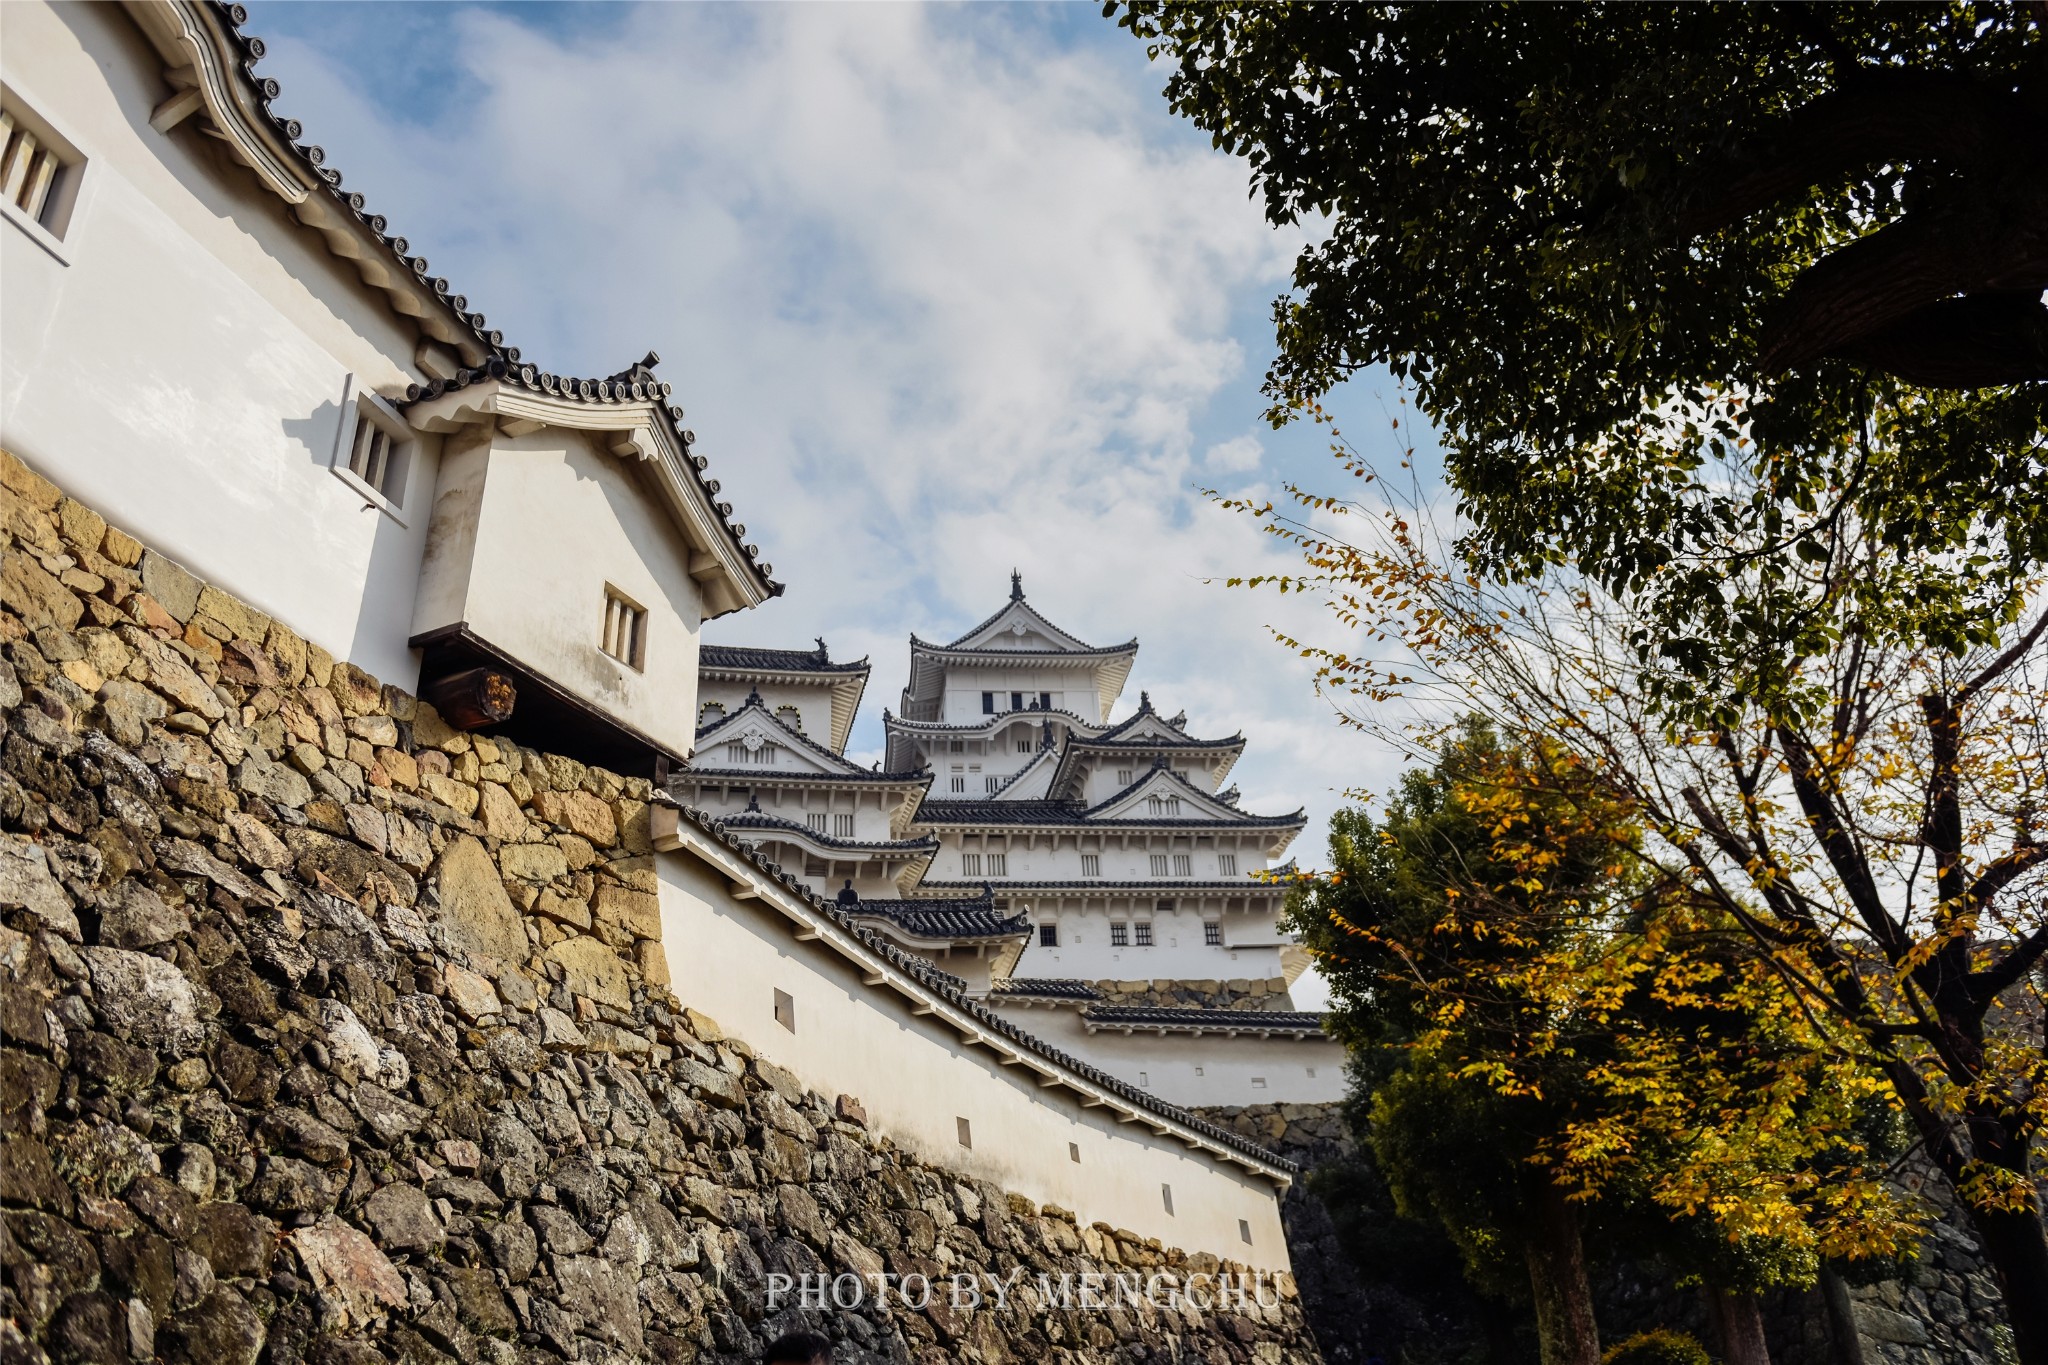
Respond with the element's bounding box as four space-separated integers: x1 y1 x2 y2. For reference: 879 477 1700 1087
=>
1203 434 1264 472
252 2 1406 867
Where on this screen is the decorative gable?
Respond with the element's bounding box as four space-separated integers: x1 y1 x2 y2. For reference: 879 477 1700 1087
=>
1087 766 1251 824
693 699 864 777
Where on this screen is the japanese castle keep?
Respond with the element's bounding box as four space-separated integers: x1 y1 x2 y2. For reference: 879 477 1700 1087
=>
0 3 1332 1361
676 577 1346 1109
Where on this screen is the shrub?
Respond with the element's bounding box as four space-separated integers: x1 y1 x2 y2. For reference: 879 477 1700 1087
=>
1601 1330 1712 1365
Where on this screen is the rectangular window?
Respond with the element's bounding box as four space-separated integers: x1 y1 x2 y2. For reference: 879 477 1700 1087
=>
1218 853 1238 876
1204 922 1222 946
1172 855 1191 877
803 859 826 877
950 740 966 753
956 1117 972 1148
1149 854 1169 876
773 989 795 1032
329 379 416 518
1017 738 1033 753
1039 923 1058 947
1146 796 1183 817
1110 923 1129 947
985 775 1001 792
1161 1184 1174 1216
1116 769 1134 786
962 853 982 876
600 587 647 670
986 853 1007 876
982 691 995 714
806 813 827 834
1069 1142 1081 1164
833 814 854 838
1134 923 1152 947
950 766 966 794
1239 1219 1252 1245
1039 692 1052 710
1307 1066 1318 1078
0 96 84 253
1138 1071 1149 1087
1156 898 1175 913
1251 1077 1267 1090
1011 691 1023 711
1080 854 1100 878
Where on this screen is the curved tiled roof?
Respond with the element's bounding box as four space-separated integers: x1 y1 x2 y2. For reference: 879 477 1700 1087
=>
990 978 1104 1001
682 767 929 786
664 799 1297 1175
701 642 870 675
171 7 775 600
912 879 1287 895
848 898 1030 942
716 809 937 857
909 634 1139 661
911 799 1307 830
1082 1006 1328 1034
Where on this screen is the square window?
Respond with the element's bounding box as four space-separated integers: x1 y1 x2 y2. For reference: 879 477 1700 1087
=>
1039 923 1058 947
982 692 995 714
1110 923 1128 947
329 378 416 520
1134 923 1152 947
773 989 795 1032
1161 1184 1174 1216
1116 769 1134 786
1 92 86 258
806 812 827 833
1149 854 1169 876
956 1116 972 1149
1204 922 1222 946
1172 854 1191 877
1218 854 1238 876
1068 1142 1080 1164
987 853 1007 876
1080 854 1100 878
1194 1065 1205 1076
834 813 854 838
1017 738 1032 753
962 853 982 876
599 586 647 670
1239 1219 1252 1245
985 774 1001 792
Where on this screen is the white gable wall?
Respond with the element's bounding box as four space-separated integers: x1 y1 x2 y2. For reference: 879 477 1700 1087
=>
412 428 705 757
1 2 437 684
997 1008 1346 1109
695 679 835 744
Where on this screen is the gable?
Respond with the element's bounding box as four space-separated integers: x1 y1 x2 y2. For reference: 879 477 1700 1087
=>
950 599 1096 653
692 705 861 777
1088 768 1249 823
989 750 1058 801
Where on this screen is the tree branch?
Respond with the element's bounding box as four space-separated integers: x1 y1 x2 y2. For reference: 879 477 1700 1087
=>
1968 917 2048 1006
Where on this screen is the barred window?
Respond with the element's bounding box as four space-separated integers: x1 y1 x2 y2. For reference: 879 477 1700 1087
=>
1110 923 1129 947
1204 922 1222 946
986 853 1007 876
1134 923 1152 946
1080 854 1100 877
1149 854 1169 876
600 587 647 670
1171 854 1191 877
1218 853 1238 875
834 814 854 838
962 853 982 876
1039 923 1058 947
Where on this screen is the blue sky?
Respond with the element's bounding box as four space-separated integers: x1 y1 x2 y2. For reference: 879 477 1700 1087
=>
243 3 1443 914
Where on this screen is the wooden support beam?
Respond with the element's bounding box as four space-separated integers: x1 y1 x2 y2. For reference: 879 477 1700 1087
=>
421 667 516 730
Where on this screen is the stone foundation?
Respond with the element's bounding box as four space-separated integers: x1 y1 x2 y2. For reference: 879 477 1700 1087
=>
0 452 1324 1364
1091 979 1296 1012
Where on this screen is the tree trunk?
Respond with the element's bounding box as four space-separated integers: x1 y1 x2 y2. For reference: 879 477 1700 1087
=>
1519 1168 1600 1365
1962 1198 2048 1365
1705 1286 1773 1365
1818 1264 1868 1365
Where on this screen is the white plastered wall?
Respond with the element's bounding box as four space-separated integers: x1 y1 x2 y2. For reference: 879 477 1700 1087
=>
696 679 834 746
0 2 435 685
655 849 1293 1268
999 1007 1347 1109
411 428 704 757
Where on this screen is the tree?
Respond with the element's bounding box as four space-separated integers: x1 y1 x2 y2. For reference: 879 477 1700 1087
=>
1292 724 1914 1365
1112 2 2047 699
1222 413 2048 1361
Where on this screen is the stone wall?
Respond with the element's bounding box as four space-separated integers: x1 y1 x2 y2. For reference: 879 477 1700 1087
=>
0 453 1325 1365
1090 980 1296 1013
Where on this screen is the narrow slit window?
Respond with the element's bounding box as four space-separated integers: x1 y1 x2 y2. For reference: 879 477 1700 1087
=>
1149 854 1169 876
1218 853 1237 876
0 100 81 243
1171 855 1191 877
986 853 1007 876
956 1116 972 1148
834 814 854 838
1239 1219 1252 1245
962 853 982 876
600 587 647 669
1161 1184 1174 1216
806 813 827 834
773 989 795 1032
1068 1142 1080 1164
1116 768 1134 786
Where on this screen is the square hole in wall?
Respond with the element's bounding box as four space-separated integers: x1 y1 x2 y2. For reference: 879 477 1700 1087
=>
1307 1066 1317 1078
773 989 795 1033
1138 1071 1149 1088
956 1116 972 1149
1251 1077 1267 1090
1194 1065 1204 1077
1161 1184 1174 1216
1068 1142 1080 1164
1239 1219 1252 1245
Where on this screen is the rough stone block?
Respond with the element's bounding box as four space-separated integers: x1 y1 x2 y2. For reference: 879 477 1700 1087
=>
531 790 616 846
56 498 105 556
635 937 669 987
500 842 568 883
0 448 62 509
193 585 270 644
100 523 143 568
430 836 529 969
137 551 201 622
3 550 85 631
546 935 631 1010
328 662 381 716
594 884 661 941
